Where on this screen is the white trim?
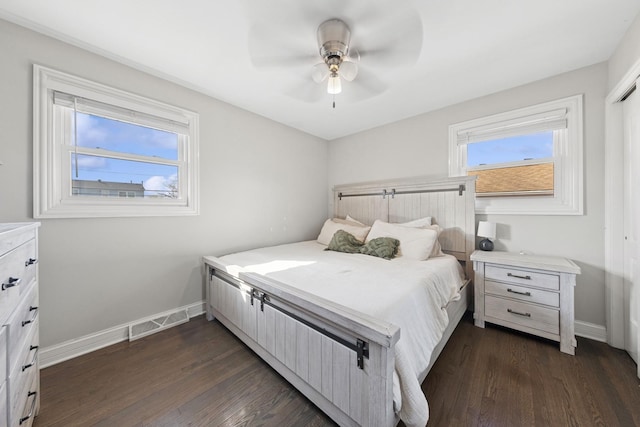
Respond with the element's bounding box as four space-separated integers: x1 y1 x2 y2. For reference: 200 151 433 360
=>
449 95 583 215
604 56 640 349
575 320 607 343
33 64 200 218
39 301 205 368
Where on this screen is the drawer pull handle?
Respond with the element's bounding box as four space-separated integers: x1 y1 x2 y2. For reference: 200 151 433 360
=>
22 346 39 372
507 288 532 296
2 276 21 290
19 391 38 425
507 272 531 280
25 257 38 266
22 306 39 327
507 308 531 317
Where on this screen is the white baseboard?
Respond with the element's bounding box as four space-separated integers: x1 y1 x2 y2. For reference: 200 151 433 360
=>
39 304 606 368
40 301 206 369
575 320 607 343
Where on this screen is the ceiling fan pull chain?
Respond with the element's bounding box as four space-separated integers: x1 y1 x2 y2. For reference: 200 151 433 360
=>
332 93 336 109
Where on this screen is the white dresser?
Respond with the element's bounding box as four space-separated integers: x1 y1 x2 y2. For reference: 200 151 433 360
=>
471 250 581 355
0 223 40 427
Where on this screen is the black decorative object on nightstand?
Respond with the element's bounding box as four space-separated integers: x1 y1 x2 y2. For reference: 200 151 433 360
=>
477 221 496 251
479 238 494 251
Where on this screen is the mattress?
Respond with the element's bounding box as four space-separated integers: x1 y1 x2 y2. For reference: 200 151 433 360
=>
218 240 465 427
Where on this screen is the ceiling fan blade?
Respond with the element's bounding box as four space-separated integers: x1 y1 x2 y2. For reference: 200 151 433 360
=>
311 63 329 83
355 8 423 67
340 61 358 82
346 47 360 63
283 78 326 103
248 23 317 68
341 67 387 102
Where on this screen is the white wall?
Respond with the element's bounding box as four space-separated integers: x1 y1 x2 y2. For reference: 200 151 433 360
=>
0 19 328 348
608 12 640 90
329 63 608 328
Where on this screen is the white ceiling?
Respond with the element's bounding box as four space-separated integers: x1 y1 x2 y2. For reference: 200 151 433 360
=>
1 0 639 140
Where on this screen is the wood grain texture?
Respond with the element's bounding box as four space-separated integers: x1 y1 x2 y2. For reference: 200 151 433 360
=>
421 312 640 427
33 314 640 427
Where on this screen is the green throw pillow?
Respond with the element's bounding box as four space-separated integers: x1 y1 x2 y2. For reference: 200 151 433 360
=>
325 229 364 254
359 237 400 260
325 230 400 260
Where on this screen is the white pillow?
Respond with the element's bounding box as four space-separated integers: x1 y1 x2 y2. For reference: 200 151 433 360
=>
398 216 432 227
424 224 445 257
398 220 444 258
333 216 366 227
346 214 366 226
317 219 371 245
366 220 438 261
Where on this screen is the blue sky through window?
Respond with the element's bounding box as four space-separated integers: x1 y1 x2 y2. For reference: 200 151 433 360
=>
467 131 553 167
72 113 179 196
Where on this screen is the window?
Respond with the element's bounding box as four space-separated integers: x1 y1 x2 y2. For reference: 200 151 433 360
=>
449 95 583 215
33 65 199 218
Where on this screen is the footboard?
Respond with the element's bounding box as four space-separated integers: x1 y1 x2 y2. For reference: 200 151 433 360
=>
203 256 401 427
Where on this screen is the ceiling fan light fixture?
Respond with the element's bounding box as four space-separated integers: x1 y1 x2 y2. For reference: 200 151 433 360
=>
327 74 342 94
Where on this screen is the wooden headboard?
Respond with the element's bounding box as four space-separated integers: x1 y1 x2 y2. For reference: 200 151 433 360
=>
333 175 477 281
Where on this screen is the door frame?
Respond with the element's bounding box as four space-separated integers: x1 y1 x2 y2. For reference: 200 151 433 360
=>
605 57 640 349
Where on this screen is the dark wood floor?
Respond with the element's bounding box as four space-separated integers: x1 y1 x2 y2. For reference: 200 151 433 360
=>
34 312 640 427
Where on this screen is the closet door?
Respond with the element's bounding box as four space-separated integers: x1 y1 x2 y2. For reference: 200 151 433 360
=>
623 81 640 369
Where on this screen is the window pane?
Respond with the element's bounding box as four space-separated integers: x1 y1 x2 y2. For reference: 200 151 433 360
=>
468 162 554 196
467 131 553 167
75 113 178 160
71 154 179 198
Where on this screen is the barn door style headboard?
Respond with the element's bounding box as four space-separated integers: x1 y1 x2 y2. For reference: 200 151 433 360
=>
333 176 477 281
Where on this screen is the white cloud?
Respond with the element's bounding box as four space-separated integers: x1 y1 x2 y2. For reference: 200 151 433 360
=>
75 113 108 145
143 174 178 197
75 155 107 169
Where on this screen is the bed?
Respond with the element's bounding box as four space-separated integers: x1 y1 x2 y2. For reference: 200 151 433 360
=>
203 176 476 427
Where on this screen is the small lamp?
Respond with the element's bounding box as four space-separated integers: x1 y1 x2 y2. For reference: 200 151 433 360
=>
477 221 496 251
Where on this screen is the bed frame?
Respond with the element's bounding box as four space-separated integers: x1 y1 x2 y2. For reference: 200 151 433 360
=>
203 176 476 426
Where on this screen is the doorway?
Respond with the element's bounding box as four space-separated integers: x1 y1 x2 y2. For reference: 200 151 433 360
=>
623 81 639 368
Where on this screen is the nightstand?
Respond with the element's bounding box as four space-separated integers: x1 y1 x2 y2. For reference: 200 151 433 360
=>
471 250 581 355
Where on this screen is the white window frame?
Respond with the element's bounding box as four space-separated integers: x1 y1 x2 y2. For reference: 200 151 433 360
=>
449 95 583 215
33 65 199 218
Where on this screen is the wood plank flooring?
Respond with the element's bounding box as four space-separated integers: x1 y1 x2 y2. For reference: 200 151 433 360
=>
34 312 640 427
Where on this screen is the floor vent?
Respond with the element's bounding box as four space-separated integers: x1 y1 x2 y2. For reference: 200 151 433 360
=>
128 309 189 341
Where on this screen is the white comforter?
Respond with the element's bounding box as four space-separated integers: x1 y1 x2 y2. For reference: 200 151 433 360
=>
218 241 464 427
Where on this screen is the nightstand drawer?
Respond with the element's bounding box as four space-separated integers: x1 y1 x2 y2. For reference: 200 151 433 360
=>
485 295 559 335
485 280 559 307
485 265 559 291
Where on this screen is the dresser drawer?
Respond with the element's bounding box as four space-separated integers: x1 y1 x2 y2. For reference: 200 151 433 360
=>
14 323 39 384
0 240 36 323
6 284 38 374
0 380 8 427
10 367 37 427
7 325 37 427
485 264 559 291
485 295 559 335
0 326 6 385
0 228 35 260
13 241 37 299
485 280 560 308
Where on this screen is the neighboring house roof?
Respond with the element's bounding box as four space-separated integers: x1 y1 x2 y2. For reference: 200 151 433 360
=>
72 179 145 192
469 163 554 195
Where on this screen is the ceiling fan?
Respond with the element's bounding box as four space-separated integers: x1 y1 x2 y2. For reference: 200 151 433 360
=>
311 19 360 97
246 1 423 106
